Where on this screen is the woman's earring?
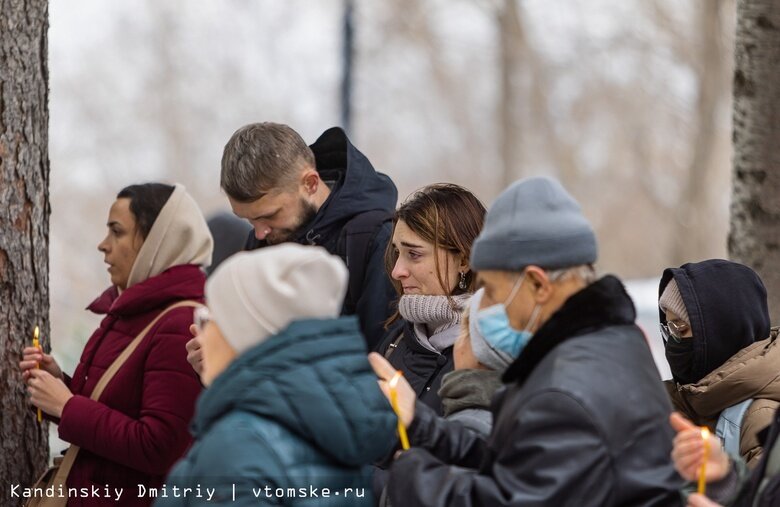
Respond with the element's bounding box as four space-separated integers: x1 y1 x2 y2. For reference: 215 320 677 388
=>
459 272 467 290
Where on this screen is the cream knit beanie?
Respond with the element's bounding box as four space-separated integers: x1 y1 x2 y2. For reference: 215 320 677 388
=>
206 244 348 354
659 278 690 325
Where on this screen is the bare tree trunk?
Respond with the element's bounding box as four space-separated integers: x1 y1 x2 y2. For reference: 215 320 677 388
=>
498 0 524 189
729 0 780 320
670 0 728 265
0 0 51 501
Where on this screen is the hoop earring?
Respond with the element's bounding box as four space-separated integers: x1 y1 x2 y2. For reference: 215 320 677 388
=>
459 272 467 290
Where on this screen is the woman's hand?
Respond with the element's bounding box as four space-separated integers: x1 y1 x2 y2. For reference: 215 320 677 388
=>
20 347 64 381
185 325 204 376
368 352 416 427
670 412 730 483
27 369 73 418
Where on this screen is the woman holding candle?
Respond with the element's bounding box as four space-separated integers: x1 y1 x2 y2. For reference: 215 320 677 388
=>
376 184 486 415
670 409 780 506
659 259 779 468
19 182 212 506
371 177 682 507
158 244 396 506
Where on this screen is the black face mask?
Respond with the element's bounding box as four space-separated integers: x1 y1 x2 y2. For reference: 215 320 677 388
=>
665 338 696 385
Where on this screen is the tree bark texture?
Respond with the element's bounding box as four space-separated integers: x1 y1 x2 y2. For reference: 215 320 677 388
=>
0 0 51 501
729 0 780 320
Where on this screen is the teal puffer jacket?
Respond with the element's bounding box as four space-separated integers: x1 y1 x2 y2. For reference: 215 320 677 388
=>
158 317 397 506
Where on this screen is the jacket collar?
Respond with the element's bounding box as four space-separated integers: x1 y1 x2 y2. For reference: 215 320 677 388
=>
87 264 205 317
503 275 636 385
676 329 780 416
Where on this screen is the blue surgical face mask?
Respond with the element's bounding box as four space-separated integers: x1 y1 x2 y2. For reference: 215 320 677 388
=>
476 273 542 358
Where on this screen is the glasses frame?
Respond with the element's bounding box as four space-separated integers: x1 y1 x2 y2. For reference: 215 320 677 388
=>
660 319 688 344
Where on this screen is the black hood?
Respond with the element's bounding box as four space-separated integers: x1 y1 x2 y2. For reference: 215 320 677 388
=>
658 259 770 384
298 127 397 249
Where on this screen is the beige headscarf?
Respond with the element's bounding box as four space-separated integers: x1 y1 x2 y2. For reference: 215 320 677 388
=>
126 183 214 289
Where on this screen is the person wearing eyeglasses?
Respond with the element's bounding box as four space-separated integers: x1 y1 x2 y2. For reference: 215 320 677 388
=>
659 259 779 468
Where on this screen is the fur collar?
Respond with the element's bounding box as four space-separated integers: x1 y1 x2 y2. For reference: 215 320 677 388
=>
503 275 636 385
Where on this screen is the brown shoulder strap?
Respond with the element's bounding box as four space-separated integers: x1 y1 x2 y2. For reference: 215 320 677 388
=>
50 300 202 492
90 300 202 401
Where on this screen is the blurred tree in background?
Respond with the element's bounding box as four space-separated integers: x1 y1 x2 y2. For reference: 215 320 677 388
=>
47 0 736 368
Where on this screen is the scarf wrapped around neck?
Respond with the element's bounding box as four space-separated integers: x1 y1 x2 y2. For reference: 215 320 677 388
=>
398 293 471 353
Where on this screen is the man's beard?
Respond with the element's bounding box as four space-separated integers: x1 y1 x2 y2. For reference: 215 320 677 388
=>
265 198 318 245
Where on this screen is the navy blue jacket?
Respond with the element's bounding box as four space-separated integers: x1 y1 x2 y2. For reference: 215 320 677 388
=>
245 128 398 350
160 317 397 506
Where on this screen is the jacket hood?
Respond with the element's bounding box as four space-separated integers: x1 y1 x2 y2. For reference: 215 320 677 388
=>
677 329 780 416
296 127 397 249
127 183 214 289
659 259 770 384
88 264 206 317
193 317 396 466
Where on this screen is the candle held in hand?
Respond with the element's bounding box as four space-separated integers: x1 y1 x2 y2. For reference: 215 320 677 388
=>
32 326 42 423
388 371 410 450
697 427 710 495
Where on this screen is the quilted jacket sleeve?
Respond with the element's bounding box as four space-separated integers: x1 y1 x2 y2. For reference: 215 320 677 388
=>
58 312 202 475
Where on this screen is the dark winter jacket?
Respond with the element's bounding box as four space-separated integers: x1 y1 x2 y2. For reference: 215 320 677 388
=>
245 127 398 350
387 276 683 507
660 260 776 467
160 317 397 507
703 408 780 506
378 321 454 415
738 409 780 506
206 211 252 276
59 264 205 506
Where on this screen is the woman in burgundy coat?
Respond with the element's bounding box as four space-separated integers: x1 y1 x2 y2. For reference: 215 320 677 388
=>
20 182 213 506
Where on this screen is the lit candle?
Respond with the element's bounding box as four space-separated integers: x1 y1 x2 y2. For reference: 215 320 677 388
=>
388 371 410 450
32 326 42 423
698 427 710 495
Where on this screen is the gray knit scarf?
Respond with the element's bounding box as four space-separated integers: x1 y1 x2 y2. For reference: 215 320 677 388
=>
398 294 471 353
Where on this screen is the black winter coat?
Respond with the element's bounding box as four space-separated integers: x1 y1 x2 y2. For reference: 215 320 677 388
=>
734 408 780 506
245 127 398 350
387 276 683 507
379 321 454 416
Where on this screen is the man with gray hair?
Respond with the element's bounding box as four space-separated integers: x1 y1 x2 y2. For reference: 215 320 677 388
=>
372 176 682 506
199 123 397 353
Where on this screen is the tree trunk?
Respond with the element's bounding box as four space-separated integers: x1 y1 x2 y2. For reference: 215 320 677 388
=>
497 0 524 189
0 0 51 501
728 0 780 320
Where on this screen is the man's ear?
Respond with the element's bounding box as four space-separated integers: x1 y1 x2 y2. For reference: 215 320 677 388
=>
524 266 555 304
300 169 320 196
